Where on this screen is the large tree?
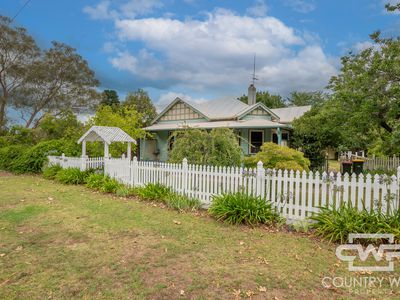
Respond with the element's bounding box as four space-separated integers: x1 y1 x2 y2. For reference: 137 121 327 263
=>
328 33 400 154
0 16 40 129
124 89 157 126
101 89 119 107
287 91 327 107
13 42 100 128
238 91 286 108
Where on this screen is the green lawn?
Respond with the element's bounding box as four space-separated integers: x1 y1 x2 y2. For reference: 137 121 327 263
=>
0 173 399 299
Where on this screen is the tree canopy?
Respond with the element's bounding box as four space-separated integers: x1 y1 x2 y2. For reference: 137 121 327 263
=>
287 91 327 107
0 16 40 129
101 90 120 107
124 89 157 126
238 91 286 108
0 16 100 129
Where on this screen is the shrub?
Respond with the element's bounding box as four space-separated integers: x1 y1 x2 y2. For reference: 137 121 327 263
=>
55 168 86 184
311 204 400 243
165 193 201 211
100 177 122 193
10 139 80 174
292 220 311 233
42 164 62 180
85 173 105 190
136 183 172 201
243 142 310 171
168 128 242 166
0 145 27 171
209 192 283 225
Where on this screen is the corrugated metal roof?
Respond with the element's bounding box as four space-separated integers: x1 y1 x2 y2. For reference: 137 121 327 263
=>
151 96 311 127
271 105 311 123
188 98 249 120
78 126 136 144
144 119 290 131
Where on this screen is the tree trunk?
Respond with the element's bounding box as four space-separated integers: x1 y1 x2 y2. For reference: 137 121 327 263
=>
0 97 7 129
25 109 38 128
380 121 393 133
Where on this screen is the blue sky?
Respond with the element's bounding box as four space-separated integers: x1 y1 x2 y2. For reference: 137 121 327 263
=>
2 0 399 109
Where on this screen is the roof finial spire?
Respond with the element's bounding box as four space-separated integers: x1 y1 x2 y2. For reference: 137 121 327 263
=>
252 53 258 85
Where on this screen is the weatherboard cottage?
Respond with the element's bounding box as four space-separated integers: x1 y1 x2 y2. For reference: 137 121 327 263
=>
140 84 311 161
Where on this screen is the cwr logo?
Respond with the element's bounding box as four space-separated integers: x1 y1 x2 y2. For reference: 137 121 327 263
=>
336 234 400 272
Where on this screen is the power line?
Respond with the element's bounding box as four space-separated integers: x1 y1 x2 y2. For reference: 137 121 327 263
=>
11 0 33 22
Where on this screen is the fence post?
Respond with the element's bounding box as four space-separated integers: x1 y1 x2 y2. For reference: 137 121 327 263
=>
256 161 264 197
61 153 65 168
182 158 188 195
80 155 86 171
132 156 138 187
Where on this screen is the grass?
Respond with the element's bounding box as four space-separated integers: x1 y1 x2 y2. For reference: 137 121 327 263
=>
328 159 340 172
1 173 400 299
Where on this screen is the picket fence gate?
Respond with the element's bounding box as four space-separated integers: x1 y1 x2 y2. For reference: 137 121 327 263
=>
48 155 104 170
100 157 400 221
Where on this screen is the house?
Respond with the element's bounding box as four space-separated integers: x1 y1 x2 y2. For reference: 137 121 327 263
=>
140 84 311 161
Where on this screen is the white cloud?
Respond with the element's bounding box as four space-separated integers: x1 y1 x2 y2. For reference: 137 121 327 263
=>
120 0 163 18
284 0 316 13
83 0 163 20
260 46 337 93
246 0 268 17
83 1 116 20
353 41 374 52
109 9 336 95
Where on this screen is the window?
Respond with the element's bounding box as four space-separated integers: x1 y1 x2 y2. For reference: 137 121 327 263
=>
272 131 289 145
249 130 264 154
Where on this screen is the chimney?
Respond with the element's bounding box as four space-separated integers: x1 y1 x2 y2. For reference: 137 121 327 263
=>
248 83 256 105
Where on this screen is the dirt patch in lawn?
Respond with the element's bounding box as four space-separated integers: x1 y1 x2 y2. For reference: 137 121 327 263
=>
0 171 12 177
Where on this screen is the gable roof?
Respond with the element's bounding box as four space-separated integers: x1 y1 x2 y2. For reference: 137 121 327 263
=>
78 126 136 144
152 97 210 123
236 102 280 120
151 96 311 125
271 105 311 123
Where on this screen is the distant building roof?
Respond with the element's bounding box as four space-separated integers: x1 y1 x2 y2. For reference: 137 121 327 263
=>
78 126 136 144
271 105 312 123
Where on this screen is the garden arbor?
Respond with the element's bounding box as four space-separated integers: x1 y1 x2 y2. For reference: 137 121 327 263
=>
78 126 136 160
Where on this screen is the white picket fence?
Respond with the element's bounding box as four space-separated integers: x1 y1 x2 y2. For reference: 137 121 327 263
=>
48 155 400 221
365 155 400 171
48 155 104 170
101 157 400 221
